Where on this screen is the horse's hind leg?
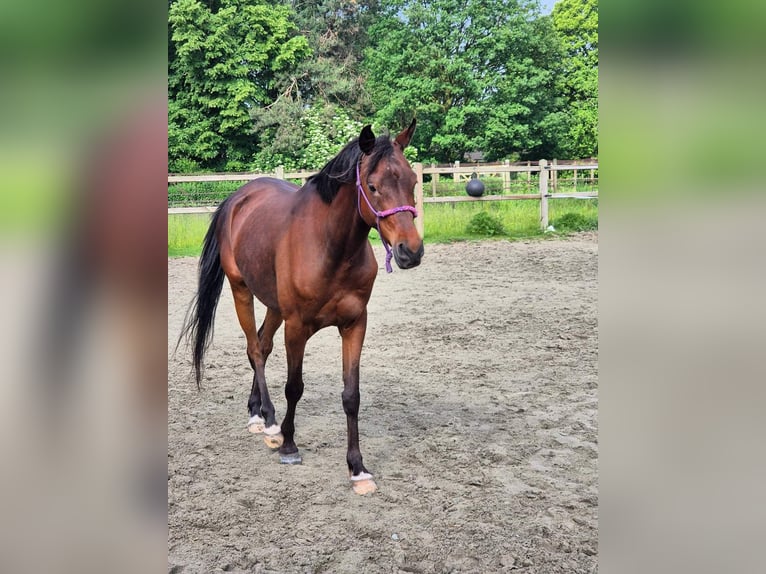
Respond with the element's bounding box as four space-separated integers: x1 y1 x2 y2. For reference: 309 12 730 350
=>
230 281 282 446
246 307 282 434
258 307 283 363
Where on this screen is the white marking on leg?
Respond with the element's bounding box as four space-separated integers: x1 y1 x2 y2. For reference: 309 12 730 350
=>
246 415 265 432
247 414 264 426
349 472 374 482
264 424 282 436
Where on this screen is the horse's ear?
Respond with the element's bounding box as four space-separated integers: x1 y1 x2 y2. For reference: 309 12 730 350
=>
394 118 417 149
359 125 376 155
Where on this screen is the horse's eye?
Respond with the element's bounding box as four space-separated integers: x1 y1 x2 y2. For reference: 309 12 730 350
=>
368 183 377 193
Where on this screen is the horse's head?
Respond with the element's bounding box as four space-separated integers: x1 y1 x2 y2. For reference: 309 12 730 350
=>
357 119 424 270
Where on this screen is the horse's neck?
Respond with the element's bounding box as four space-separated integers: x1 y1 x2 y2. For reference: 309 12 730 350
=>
322 183 371 260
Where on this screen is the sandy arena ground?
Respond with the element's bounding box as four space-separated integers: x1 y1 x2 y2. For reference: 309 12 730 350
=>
168 233 598 573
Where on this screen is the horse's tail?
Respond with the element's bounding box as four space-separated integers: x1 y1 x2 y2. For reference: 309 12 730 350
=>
178 200 230 388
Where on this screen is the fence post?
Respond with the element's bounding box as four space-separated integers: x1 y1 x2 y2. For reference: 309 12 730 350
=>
275 165 284 180
431 163 438 197
539 159 549 230
453 161 460 182
502 160 510 193
551 158 557 191
414 162 424 238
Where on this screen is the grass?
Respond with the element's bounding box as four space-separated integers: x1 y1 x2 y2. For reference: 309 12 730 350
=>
168 214 213 257
424 201 538 241
168 198 597 257
423 198 597 242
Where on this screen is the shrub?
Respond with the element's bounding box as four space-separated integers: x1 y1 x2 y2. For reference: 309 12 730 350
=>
552 212 598 232
466 211 506 236
170 157 202 174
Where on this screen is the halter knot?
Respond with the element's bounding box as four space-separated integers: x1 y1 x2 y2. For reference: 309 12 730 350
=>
356 162 418 273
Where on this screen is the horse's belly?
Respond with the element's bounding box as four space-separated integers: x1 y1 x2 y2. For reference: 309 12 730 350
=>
238 262 278 309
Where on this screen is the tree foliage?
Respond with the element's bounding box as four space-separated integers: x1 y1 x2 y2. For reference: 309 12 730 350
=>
552 0 598 158
168 0 309 171
248 1 379 171
286 0 378 114
363 0 567 162
251 102 363 171
167 0 599 173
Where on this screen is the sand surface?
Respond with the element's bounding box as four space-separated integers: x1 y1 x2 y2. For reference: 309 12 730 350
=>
168 233 598 573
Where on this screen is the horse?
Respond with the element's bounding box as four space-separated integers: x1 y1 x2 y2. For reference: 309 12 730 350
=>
181 120 423 494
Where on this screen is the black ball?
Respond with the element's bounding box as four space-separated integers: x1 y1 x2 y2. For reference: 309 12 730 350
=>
466 177 485 197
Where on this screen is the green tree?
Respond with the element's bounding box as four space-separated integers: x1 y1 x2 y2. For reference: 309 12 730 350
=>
552 0 598 158
363 0 566 162
251 101 363 171
482 13 570 160
168 0 310 171
249 1 379 170
286 0 379 114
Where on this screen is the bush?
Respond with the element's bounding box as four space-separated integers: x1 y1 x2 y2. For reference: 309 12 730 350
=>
552 211 598 232
466 211 506 236
170 157 202 174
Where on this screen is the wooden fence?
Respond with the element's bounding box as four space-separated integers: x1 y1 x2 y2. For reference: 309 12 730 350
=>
168 159 598 236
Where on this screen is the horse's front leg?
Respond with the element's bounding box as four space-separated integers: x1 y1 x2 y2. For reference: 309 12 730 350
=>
339 310 376 495
277 321 309 465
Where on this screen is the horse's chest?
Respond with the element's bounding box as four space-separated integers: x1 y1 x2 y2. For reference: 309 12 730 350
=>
282 255 376 329
298 287 366 330
288 269 371 328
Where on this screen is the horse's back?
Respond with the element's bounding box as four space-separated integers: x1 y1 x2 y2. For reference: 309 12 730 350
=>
231 177 299 211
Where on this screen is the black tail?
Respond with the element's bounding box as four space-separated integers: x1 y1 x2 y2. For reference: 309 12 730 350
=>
178 202 229 388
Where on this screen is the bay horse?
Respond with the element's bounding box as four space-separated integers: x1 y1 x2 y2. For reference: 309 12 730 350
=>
181 120 423 494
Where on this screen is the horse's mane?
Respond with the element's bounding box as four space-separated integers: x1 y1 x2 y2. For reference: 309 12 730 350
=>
308 135 394 204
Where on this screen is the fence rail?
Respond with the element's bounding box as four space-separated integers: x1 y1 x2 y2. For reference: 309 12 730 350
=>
168 159 598 234
168 166 315 185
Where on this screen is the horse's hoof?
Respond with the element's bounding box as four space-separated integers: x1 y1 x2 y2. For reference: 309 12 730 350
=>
279 452 302 465
350 472 377 495
263 425 283 449
264 434 283 449
246 415 265 434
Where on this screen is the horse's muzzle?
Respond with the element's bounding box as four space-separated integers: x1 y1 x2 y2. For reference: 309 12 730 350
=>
393 241 424 269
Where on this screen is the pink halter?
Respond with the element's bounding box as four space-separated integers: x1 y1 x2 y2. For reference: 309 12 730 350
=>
356 162 418 273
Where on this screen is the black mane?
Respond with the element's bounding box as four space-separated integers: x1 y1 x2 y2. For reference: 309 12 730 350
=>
308 135 394 204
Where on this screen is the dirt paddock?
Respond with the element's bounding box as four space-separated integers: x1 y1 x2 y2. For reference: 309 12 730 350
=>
168 233 598 573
